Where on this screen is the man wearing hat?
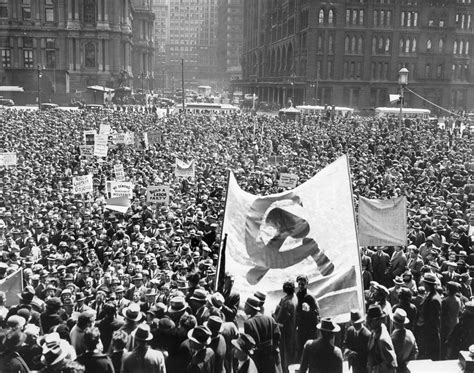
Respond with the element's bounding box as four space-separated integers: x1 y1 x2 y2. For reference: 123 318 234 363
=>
440 281 462 359
243 296 281 373
220 272 240 323
300 317 343 373
366 304 397 373
415 272 442 361
120 303 144 351
121 324 166 373
232 333 258 373
204 315 226 373
0 329 30 373
446 300 474 359
343 310 370 373
186 325 216 373
295 274 319 359
371 247 390 287
390 309 418 372
406 246 423 284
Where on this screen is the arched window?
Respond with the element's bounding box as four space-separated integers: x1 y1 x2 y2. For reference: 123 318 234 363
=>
465 41 470 55
378 37 383 50
351 36 356 52
385 37 391 52
85 42 96 67
380 10 385 26
84 0 96 23
454 40 458 54
345 36 350 53
373 37 377 54
426 39 432 51
328 35 334 53
328 9 334 25
412 38 417 52
399 38 404 52
460 40 464 54
317 35 323 52
405 38 410 53
319 9 325 24
401 11 405 26
358 36 363 54
439 38 444 53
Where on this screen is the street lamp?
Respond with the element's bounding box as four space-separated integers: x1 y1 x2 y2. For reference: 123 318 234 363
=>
289 72 296 106
398 67 409 132
37 65 43 109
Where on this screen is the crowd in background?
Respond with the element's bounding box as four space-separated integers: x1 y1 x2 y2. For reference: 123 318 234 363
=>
0 107 473 373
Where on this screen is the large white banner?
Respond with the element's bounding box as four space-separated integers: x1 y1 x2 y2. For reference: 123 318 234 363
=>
94 134 109 158
222 155 363 320
175 159 195 178
0 152 17 167
358 196 407 246
72 174 93 194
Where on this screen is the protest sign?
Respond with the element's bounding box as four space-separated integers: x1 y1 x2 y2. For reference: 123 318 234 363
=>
147 186 170 204
147 130 162 145
0 152 17 167
83 130 96 145
105 196 131 214
134 132 149 150
114 164 125 182
175 159 195 178
72 174 93 194
79 145 94 157
106 181 134 199
278 173 299 188
99 123 111 135
94 134 108 158
268 155 284 165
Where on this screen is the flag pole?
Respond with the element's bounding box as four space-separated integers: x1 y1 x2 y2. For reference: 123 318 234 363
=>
214 169 232 292
345 154 366 318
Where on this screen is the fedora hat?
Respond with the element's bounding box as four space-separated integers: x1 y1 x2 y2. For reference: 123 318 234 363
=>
187 325 212 347
134 324 153 341
391 308 410 325
122 304 143 322
210 293 224 308
350 309 364 324
41 339 68 366
366 304 386 320
190 289 208 303
464 301 474 315
422 272 438 284
204 315 223 336
245 296 261 312
231 333 256 356
167 296 188 313
254 291 266 305
3 330 26 351
393 276 404 285
317 317 341 333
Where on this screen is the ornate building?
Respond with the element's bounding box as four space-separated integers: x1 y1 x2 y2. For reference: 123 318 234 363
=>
237 0 474 112
0 0 154 100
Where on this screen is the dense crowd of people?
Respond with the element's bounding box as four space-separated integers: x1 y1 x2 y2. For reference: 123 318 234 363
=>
0 106 473 373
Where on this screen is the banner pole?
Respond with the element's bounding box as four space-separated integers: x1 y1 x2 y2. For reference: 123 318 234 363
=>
345 154 366 318
214 169 232 292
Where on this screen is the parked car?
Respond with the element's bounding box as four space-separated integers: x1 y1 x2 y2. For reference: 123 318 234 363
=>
0 98 15 106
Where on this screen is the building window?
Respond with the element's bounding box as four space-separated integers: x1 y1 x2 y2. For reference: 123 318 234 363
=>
0 1 7 18
85 42 96 67
318 9 325 24
22 6 31 20
45 8 54 22
425 63 431 78
46 50 55 68
84 0 96 24
23 50 33 68
45 0 54 4
439 39 444 53
1 49 11 68
426 39 432 51
328 9 334 25
437 64 443 78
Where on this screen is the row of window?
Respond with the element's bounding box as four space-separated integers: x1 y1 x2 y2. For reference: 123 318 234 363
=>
0 49 55 69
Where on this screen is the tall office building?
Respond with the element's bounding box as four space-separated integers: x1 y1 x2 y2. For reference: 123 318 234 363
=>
153 0 218 92
0 0 154 99
237 0 474 111
217 0 243 89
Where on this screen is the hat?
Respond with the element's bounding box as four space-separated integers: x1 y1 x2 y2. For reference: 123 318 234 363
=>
46 297 62 310
447 281 461 291
115 285 125 293
18 286 35 303
3 330 26 351
422 272 438 284
133 274 143 281
187 325 212 347
445 261 457 268
210 292 224 308
254 291 266 304
245 296 261 312
134 324 153 341
464 301 474 314
391 308 410 325
435 225 445 232
231 333 256 356
296 274 308 283
398 287 412 300
167 296 188 313
6 315 27 329
204 315 223 336
317 317 341 333
190 289 208 303
40 339 68 366
366 304 386 320
145 288 157 297
350 309 364 324
393 276 404 285
157 317 175 331
122 304 143 322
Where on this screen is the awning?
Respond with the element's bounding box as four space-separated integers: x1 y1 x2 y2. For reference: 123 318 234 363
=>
87 85 115 92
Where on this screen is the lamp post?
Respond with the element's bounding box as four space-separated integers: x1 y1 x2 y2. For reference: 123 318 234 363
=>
290 72 296 106
37 64 43 109
398 67 409 133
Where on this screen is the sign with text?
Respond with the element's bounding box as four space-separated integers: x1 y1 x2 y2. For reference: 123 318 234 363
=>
0 152 17 167
267 155 284 165
175 158 195 178
114 164 125 181
106 181 134 199
99 123 111 135
94 134 108 158
134 132 149 150
83 130 96 145
79 145 94 157
72 174 93 194
147 130 163 145
147 185 170 204
278 173 299 188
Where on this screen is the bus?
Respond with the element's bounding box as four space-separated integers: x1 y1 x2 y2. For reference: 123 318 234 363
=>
175 102 240 114
296 105 355 117
197 85 212 97
375 107 431 119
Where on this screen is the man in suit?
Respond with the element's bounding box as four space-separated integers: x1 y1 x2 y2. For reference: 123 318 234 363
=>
186 325 216 373
440 261 459 286
343 310 370 373
388 246 407 282
406 246 424 284
390 309 418 372
121 324 167 373
440 281 462 359
243 296 281 373
220 272 240 323
415 272 442 361
371 246 391 286
408 222 426 247
300 317 343 373
231 333 258 373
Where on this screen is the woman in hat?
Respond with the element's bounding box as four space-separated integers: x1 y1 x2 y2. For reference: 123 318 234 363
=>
390 309 418 373
232 333 258 373
300 317 343 373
